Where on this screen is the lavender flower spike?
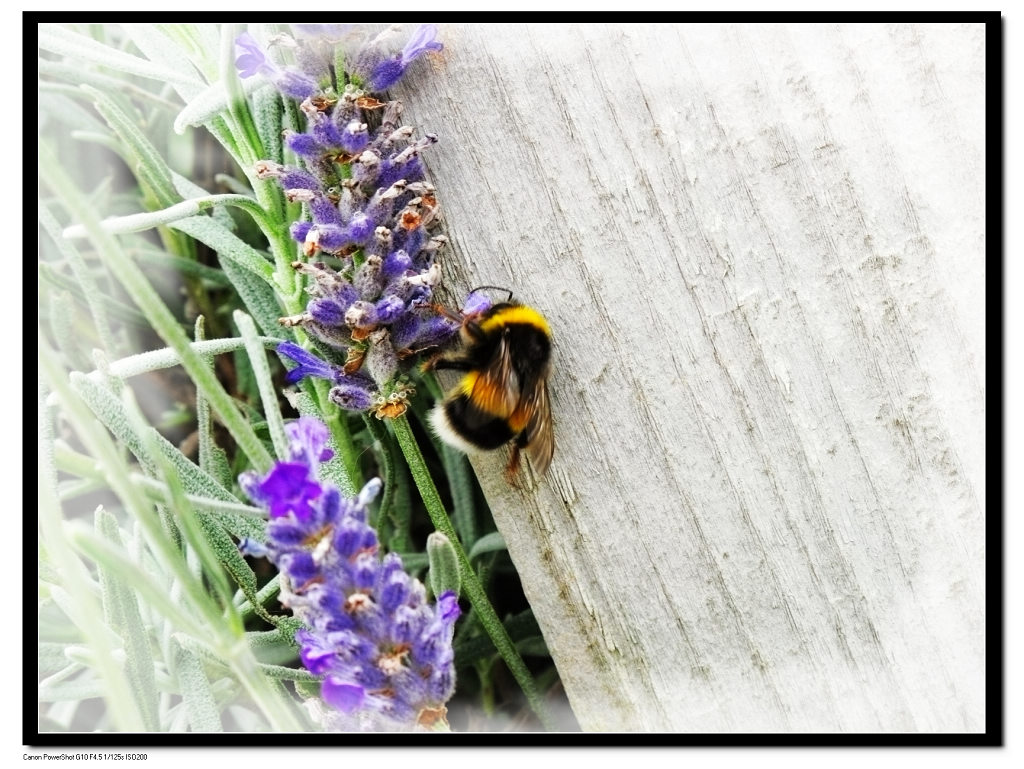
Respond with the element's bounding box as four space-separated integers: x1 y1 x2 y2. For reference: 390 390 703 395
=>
247 24 455 419
240 417 461 731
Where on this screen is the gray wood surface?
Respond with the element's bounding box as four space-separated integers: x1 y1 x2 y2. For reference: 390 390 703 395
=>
401 22 986 732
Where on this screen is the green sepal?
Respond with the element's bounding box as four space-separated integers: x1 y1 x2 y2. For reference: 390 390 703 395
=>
427 531 462 599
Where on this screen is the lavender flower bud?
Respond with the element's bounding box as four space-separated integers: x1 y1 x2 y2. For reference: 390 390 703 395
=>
365 329 398 385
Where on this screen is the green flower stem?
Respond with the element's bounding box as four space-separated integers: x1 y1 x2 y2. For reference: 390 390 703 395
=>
40 142 273 473
360 415 395 536
310 377 363 492
213 26 297 300
217 26 297 298
220 24 266 166
390 414 554 730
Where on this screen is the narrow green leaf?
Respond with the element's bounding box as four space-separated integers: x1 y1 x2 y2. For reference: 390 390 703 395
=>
94 507 161 731
47 289 87 369
120 23 207 101
171 171 237 232
441 444 478 544
39 348 149 731
133 245 231 285
81 85 179 208
468 531 508 561
170 633 230 671
169 214 275 282
361 414 397 539
173 75 267 135
135 398 237 622
37 89 110 134
235 574 281 624
236 310 287 458
39 24 203 91
252 84 285 168
194 511 269 623
39 59 181 111
39 262 148 328
38 678 108 703
257 664 321 682
80 336 275 381
38 660 87 693
41 142 273 472
287 388 358 497
39 644 77 677
67 373 263 543
132 475 263 519
172 642 224 732
219 23 265 165
61 195 264 239
245 624 299 651
220 255 290 341
68 523 206 641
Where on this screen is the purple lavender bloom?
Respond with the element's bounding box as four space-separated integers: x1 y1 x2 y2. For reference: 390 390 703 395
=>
402 24 444 65
240 418 461 731
259 462 322 520
235 32 274 79
237 24 442 101
277 343 378 413
369 25 444 91
278 341 339 384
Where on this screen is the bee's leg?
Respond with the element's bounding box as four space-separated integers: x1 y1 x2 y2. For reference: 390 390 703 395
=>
423 356 475 373
463 319 486 341
503 433 529 486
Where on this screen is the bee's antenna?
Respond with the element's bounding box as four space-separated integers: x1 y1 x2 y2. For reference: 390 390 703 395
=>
468 284 514 303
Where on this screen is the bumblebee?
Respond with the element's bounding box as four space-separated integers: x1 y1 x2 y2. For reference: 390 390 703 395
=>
426 298 554 481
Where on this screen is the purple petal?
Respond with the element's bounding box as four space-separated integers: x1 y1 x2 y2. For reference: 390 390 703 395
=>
401 24 443 66
322 679 366 713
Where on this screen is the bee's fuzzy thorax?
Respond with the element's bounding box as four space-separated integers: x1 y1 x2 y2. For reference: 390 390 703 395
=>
478 304 551 336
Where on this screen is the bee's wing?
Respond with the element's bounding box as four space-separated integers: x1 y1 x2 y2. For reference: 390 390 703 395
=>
522 377 554 475
470 331 520 418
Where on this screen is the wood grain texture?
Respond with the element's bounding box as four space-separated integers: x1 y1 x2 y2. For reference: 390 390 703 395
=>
399 23 986 732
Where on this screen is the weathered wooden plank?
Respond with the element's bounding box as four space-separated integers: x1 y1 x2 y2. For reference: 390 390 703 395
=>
401 22 986 732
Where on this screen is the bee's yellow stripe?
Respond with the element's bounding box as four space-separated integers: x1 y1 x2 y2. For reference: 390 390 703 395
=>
479 305 551 336
458 370 479 397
